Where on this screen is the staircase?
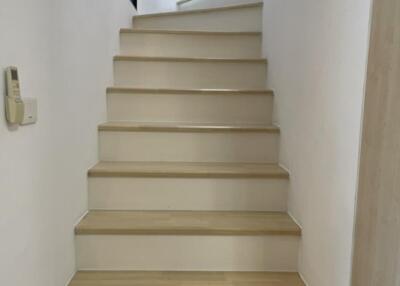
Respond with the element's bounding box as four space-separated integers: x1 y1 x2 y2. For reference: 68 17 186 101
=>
69 2 304 285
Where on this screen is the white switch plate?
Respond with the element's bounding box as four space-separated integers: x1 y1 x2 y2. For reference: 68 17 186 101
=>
21 97 37 125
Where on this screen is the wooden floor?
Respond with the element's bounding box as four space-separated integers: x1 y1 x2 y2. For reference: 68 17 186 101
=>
69 271 305 286
75 210 301 236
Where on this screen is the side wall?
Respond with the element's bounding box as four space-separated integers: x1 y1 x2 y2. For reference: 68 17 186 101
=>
352 0 400 284
262 1 372 285
138 0 177 14
138 0 260 13
0 1 134 285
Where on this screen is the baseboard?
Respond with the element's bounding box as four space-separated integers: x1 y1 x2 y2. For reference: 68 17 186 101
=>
64 271 75 286
299 272 310 286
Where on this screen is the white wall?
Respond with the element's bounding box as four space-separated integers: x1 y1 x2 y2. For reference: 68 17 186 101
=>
138 0 177 14
0 1 134 285
262 1 371 285
138 0 258 14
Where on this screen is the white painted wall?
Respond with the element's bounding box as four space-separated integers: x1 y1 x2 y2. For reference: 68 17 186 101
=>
0 1 134 285
138 0 259 14
138 0 177 14
262 1 372 285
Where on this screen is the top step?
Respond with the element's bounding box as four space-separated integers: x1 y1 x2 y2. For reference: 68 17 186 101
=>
178 0 263 10
133 2 263 32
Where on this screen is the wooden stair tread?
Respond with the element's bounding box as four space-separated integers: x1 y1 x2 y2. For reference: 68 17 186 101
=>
75 211 301 236
121 28 262 36
114 55 267 63
88 161 289 178
98 122 279 133
133 2 263 19
70 271 305 286
106 87 273 95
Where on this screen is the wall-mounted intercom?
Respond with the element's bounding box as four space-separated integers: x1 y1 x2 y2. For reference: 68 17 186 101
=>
4 66 37 125
5 66 24 124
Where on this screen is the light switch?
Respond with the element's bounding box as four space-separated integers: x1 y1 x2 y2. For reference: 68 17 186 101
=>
21 97 37 125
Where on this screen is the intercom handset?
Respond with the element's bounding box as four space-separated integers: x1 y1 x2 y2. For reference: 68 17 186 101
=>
5 66 24 124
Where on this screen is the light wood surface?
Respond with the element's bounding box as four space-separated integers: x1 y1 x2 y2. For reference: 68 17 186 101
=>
120 28 262 36
69 271 305 286
75 210 301 236
88 161 289 178
133 2 263 19
114 55 267 63
98 122 280 133
351 0 400 285
106 87 273 95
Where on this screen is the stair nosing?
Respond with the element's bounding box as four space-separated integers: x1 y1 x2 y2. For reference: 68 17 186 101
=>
114 55 267 63
88 162 289 179
106 87 273 95
133 2 263 20
98 122 280 133
75 210 301 236
120 28 262 36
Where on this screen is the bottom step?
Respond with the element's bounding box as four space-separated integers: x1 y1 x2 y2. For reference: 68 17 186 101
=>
69 271 305 286
75 211 300 271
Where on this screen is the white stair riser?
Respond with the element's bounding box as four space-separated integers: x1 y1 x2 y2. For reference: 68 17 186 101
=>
133 6 262 32
76 235 299 271
107 92 273 124
120 33 261 58
88 177 288 211
99 131 279 163
114 60 267 89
